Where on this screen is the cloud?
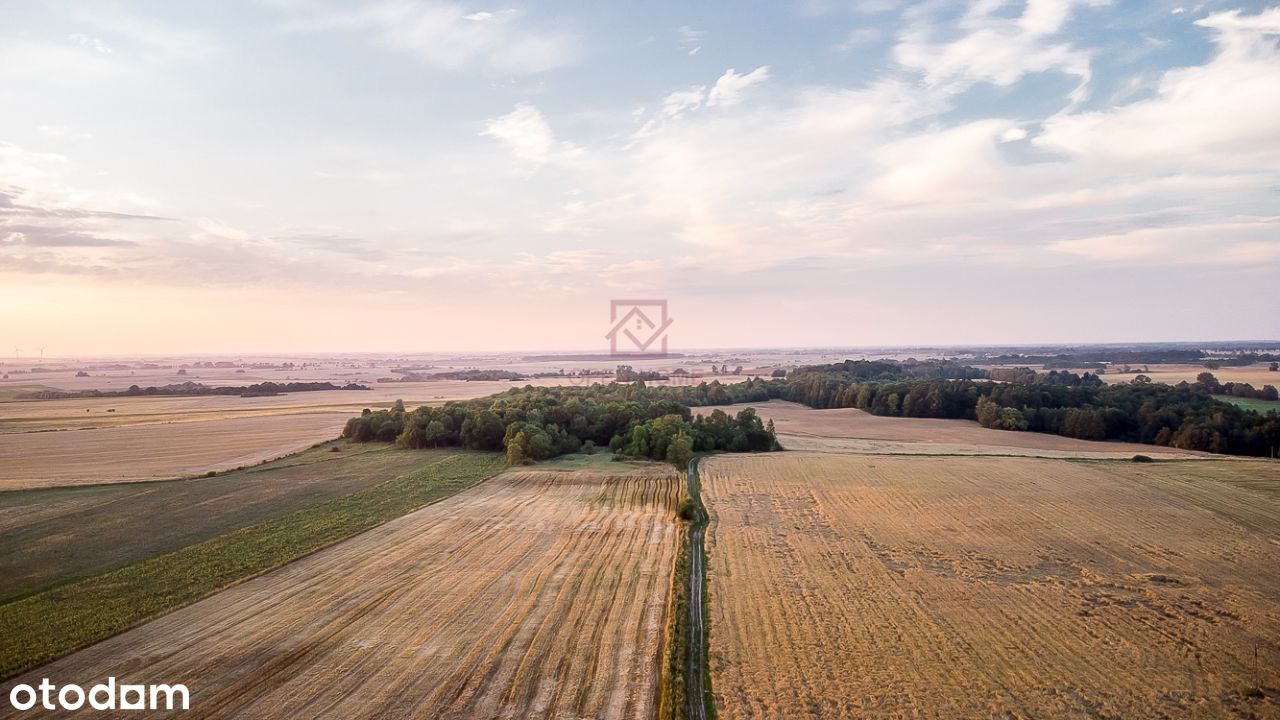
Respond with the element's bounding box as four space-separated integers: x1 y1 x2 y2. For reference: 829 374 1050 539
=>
652 66 771 123
894 0 1110 103
71 9 217 60
676 25 704 55
68 33 113 54
661 87 707 119
285 0 579 74
707 66 771 107
1035 8 1280 170
835 27 881 53
1000 127 1028 142
1050 220 1280 265
480 104 582 170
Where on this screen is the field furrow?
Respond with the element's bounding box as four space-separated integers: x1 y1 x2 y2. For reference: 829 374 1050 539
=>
0 464 682 719
703 453 1280 719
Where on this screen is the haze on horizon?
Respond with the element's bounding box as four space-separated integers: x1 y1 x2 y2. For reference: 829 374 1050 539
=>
2 1 1278 356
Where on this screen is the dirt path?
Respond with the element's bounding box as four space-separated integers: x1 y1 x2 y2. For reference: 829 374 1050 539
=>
685 458 709 720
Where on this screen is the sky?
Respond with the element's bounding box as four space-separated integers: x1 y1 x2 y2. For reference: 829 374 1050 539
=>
1 0 1278 355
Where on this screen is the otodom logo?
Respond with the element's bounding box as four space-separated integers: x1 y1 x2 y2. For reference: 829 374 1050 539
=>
8 678 189 712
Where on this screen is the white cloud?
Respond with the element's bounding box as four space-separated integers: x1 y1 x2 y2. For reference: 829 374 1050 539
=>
480 104 581 171
1036 8 1280 171
677 25 705 48
835 27 881 53
1050 220 1280 265
894 0 1110 103
286 0 579 74
707 66 771 107
68 33 113 54
72 9 217 60
661 87 706 119
1000 127 1028 142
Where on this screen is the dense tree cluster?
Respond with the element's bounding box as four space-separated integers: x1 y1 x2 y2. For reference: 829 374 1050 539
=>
615 365 669 382
781 362 1280 457
1193 372 1280 401
343 381 780 467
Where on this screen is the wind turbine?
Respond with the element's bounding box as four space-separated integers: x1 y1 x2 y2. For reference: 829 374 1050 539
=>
13 347 19 360
38 347 46 362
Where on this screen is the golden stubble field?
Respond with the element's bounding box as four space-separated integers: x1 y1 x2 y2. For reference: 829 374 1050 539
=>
0 376 764 489
702 452 1280 719
1093 363 1280 387
0 412 354 490
0 462 683 719
698 401 1204 459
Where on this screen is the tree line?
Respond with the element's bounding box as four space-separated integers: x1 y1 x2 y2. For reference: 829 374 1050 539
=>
342 381 780 467
780 361 1280 457
1192 372 1279 401
21 381 369 400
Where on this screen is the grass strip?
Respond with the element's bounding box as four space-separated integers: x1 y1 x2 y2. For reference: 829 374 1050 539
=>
0 450 504 679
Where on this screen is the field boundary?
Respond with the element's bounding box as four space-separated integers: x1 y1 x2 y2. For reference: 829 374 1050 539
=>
657 456 717 720
0 450 504 679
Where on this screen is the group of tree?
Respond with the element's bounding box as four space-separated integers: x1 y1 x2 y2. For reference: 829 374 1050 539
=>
779 361 1280 457
342 380 780 467
614 365 669 382
20 380 369 400
1193 372 1280 401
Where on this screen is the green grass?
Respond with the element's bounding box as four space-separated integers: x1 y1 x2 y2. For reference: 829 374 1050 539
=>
1219 395 1280 415
0 385 57 401
0 442 447 602
0 450 503 679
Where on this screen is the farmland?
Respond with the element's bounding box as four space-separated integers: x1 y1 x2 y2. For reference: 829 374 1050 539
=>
702 452 1280 719
0 449 503 677
0 443 463 601
0 460 684 718
0 412 354 489
697 400 1204 458
1093 362 1280 387
0 356 764 488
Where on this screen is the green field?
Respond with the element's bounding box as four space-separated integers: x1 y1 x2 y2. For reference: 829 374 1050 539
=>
0 442 465 602
0 448 503 679
1219 395 1280 415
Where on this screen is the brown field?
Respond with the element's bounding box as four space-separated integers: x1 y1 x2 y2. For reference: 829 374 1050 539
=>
0 412 353 490
1087 363 1279 387
0 369 761 489
698 400 1202 458
0 462 682 719
0 382 514 434
702 452 1280 719
0 443 454 601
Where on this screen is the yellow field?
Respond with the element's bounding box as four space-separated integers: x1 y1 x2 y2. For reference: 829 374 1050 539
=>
0 413 359 490
702 453 1280 719
0 381 513 489
1089 363 1279 387
0 463 682 719
698 401 1202 458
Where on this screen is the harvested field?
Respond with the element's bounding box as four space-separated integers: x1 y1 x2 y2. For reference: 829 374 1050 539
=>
703 452 1280 719
0 443 453 601
1 462 683 719
0 382 512 434
1093 363 1280 387
0 412 352 489
698 400 1201 458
